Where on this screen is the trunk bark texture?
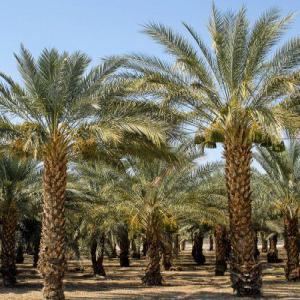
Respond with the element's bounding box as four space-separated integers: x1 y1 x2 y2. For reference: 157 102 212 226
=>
38 134 67 300
1 203 17 287
224 138 261 296
162 231 173 270
90 235 106 277
284 215 300 280
215 224 227 276
260 232 268 253
142 234 162 286
118 225 130 267
209 235 214 251
267 233 280 263
192 232 205 265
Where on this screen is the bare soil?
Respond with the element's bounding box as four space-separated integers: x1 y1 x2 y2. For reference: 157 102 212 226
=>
1 246 299 300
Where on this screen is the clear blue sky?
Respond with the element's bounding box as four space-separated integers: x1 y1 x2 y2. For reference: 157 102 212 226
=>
0 0 299 163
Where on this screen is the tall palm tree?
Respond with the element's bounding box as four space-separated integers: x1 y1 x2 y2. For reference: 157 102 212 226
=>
255 142 300 280
0 46 175 299
120 6 300 296
0 154 39 286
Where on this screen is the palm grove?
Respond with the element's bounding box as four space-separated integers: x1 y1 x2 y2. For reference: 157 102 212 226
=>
0 5 300 300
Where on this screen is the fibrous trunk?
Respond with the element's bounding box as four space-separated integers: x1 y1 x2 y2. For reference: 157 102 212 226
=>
284 214 300 280
118 225 130 267
90 235 106 277
162 231 173 270
260 232 268 253
224 139 261 296
38 134 67 300
209 235 214 251
1 203 17 287
267 233 280 263
192 232 205 265
215 224 227 276
142 234 162 285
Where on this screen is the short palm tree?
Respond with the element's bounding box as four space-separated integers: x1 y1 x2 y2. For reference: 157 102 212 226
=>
0 46 174 299
68 160 123 277
0 154 39 286
120 6 300 296
113 148 223 285
255 142 300 280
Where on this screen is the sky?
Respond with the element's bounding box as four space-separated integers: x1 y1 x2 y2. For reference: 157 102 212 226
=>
0 0 299 164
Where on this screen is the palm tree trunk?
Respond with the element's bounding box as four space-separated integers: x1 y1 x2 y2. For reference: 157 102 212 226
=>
162 231 173 270
131 238 141 259
260 232 268 253
209 235 214 251
38 134 67 300
118 225 130 267
104 234 117 258
192 232 205 265
267 233 280 263
1 203 17 287
284 214 300 280
180 239 186 251
254 231 260 259
142 234 162 285
215 224 227 276
173 233 179 257
142 239 148 257
33 236 41 268
224 139 261 296
90 235 106 277
16 245 24 264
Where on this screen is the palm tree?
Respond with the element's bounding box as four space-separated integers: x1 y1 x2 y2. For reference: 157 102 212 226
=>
120 6 300 296
68 159 133 276
181 171 228 273
113 146 223 285
0 154 39 286
214 223 229 276
0 46 175 299
251 172 283 263
255 142 300 280
116 222 130 267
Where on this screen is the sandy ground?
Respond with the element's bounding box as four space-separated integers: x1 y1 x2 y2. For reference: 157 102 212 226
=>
1 245 299 300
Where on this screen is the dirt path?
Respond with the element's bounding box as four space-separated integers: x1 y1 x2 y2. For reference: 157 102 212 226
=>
1 247 299 299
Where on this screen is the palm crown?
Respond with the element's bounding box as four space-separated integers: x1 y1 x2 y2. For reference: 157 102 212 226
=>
0 46 176 159
121 6 300 147
255 142 300 216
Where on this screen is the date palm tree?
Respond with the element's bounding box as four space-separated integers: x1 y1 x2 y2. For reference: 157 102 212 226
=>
254 142 300 280
113 147 223 285
120 6 300 296
0 46 176 299
0 154 39 287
